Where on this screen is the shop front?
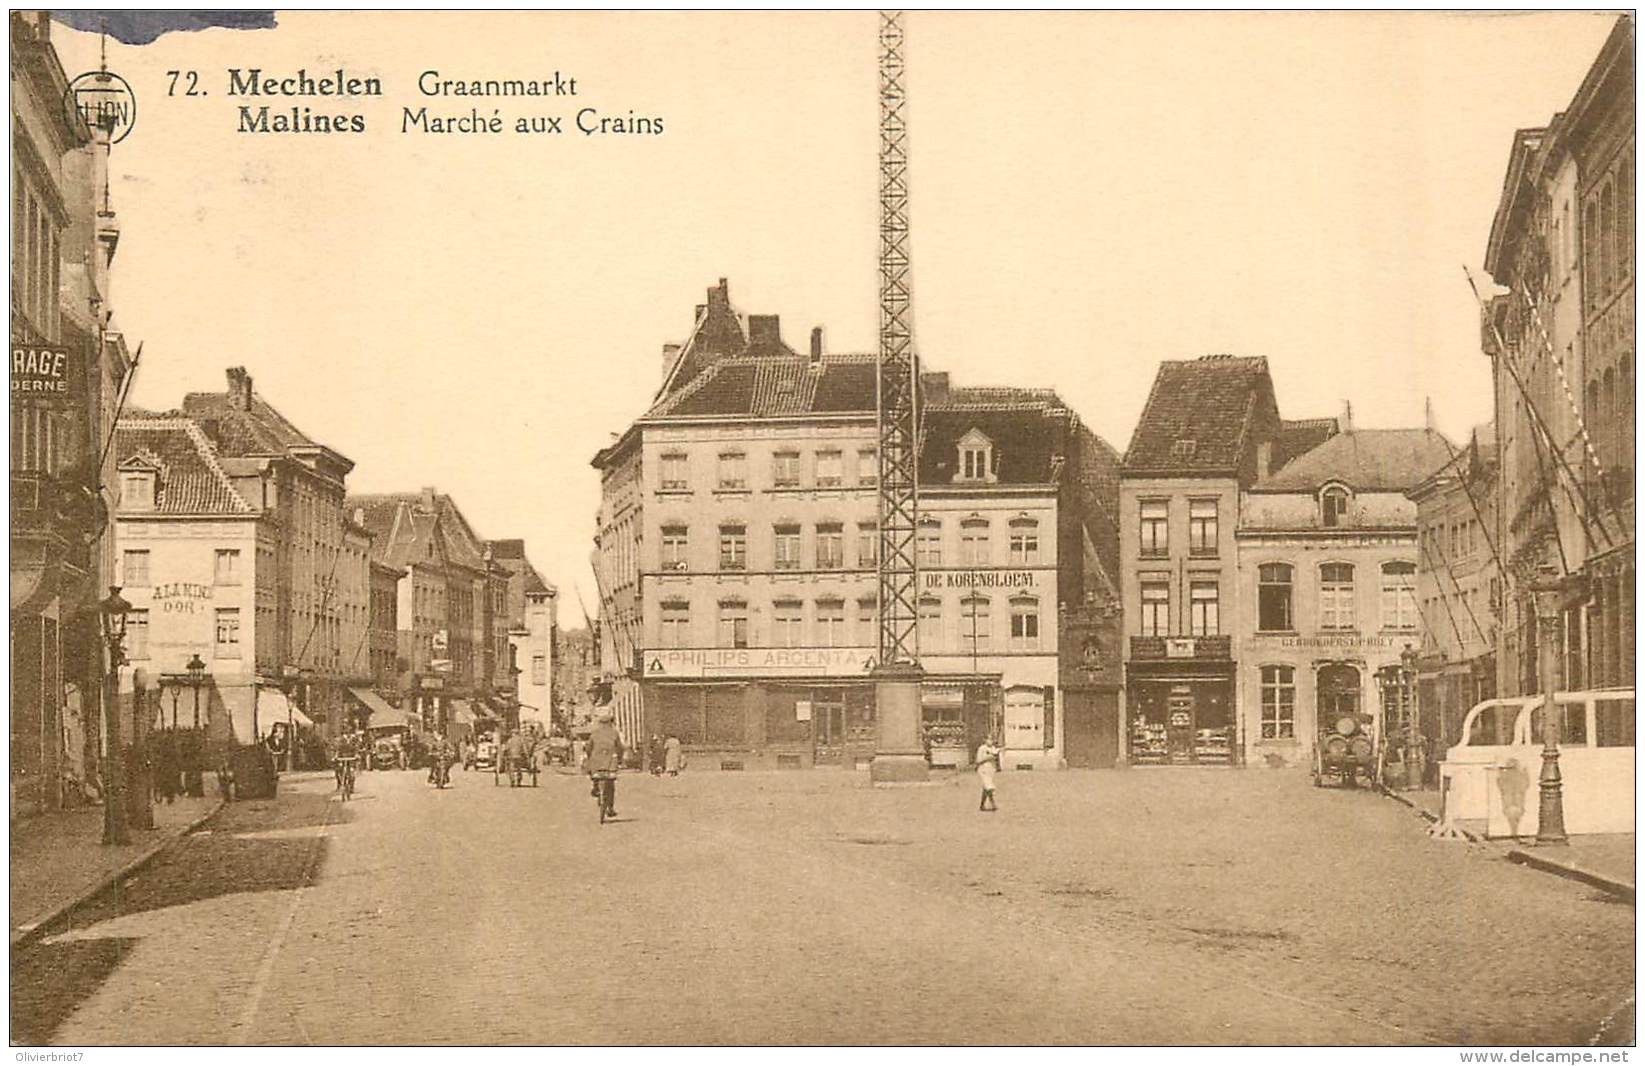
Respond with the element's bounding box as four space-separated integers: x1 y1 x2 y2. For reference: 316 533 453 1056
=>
1126 637 1237 765
919 680 998 769
643 679 877 769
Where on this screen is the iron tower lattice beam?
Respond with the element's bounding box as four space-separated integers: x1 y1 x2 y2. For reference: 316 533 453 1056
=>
876 10 919 668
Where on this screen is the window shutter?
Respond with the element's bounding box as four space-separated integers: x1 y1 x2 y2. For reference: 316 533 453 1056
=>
1042 686 1056 750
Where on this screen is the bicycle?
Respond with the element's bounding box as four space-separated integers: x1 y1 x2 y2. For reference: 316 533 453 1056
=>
335 755 358 801
590 771 617 824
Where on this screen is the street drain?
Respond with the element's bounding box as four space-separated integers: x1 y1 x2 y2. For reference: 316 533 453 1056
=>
839 834 911 846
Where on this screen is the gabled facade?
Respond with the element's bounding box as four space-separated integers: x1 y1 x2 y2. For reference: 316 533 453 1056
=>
490 538 558 734
593 279 1122 769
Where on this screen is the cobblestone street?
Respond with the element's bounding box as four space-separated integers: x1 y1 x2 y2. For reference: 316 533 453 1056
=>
12 766 1634 1046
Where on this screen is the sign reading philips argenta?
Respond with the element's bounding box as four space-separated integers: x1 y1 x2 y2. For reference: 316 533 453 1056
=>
11 346 83 407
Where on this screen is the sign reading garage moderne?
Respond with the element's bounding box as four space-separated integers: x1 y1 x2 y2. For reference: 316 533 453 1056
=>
12 345 84 407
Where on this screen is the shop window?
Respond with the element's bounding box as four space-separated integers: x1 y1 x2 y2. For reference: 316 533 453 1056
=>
123 549 151 587
716 600 749 649
816 450 843 488
960 595 991 653
1008 517 1040 565
718 525 747 571
717 451 747 491
127 609 150 660
816 523 844 570
917 518 942 568
660 601 690 648
773 525 801 571
918 597 943 651
857 522 878 568
215 607 241 655
1188 498 1218 556
959 518 990 566
1380 561 1418 631
1009 595 1040 652
215 548 241 585
772 600 804 648
1259 665 1295 739
816 599 847 647
660 453 689 492
1189 580 1219 636
1256 562 1296 628
1321 485 1350 528
1140 578 1169 637
1139 499 1168 556
857 447 877 487
772 451 800 488
1319 563 1356 630
660 526 689 571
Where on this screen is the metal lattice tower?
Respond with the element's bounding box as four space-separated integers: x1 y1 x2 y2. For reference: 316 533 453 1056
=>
876 10 920 668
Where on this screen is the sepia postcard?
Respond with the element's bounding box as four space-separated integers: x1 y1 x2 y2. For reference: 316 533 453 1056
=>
7 8 1636 1052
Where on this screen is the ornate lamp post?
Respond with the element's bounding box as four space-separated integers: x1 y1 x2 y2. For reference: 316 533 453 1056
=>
185 653 208 797
97 586 132 845
1529 565 1570 846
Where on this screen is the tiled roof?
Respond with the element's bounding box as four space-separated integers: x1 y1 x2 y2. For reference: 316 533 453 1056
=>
1274 418 1340 472
181 391 318 457
1123 355 1276 476
645 353 878 419
349 492 489 571
1254 428 1455 493
921 403 1068 487
114 418 254 515
488 538 527 560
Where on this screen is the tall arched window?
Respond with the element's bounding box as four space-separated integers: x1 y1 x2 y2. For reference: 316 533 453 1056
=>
1380 561 1418 631
1319 562 1356 631
1257 563 1293 632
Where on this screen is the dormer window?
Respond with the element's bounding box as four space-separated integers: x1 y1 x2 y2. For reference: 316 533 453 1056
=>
956 429 995 484
120 470 157 511
1321 484 1351 528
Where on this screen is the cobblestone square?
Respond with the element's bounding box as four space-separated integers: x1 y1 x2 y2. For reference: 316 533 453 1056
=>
11 766 1634 1045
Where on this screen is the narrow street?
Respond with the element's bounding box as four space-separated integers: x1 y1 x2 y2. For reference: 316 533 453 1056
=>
12 766 1632 1045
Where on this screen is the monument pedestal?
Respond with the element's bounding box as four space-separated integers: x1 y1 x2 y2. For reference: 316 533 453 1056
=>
870 663 929 784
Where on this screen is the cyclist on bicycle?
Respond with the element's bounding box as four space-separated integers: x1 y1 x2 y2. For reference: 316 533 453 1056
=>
585 709 624 818
333 731 361 793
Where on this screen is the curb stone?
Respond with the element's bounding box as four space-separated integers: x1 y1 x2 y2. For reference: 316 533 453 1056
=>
10 797 226 948
1506 848 1635 903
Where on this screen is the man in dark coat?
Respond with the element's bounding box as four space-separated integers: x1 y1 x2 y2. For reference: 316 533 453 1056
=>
585 711 624 816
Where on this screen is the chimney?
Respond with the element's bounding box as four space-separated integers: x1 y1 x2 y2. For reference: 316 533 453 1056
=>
225 366 253 411
420 486 437 510
923 371 950 404
1257 440 1273 475
747 315 782 349
661 343 681 383
1341 400 1354 433
809 327 824 364
706 278 730 312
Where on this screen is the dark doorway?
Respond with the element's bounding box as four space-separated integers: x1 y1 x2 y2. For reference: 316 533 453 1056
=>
1064 689 1118 768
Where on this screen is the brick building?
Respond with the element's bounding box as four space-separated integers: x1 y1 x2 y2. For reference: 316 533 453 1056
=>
10 11 135 811
1480 16 1634 703
592 279 1121 769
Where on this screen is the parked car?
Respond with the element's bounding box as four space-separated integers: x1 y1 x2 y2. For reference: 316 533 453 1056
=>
1439 688 1634 838
1310 709 1379 788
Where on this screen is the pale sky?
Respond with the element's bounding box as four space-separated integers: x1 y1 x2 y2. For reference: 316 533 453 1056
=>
53 10 1619 610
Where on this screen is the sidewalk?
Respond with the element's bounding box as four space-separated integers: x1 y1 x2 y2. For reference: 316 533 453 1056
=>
1384 785 1636 896
10 786 223 945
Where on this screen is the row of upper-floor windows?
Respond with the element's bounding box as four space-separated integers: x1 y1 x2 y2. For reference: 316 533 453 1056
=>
659 447 878 493
14 165 62 343
1583 151 1634 313
657 593 1046 653
1421 515 1487 565
1134 488 1370 557
657 516 1045 573
1134 561 1418 637
122 548 242 587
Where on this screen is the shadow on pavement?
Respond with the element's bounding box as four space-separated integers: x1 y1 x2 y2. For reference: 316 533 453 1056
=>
11 936 140 1044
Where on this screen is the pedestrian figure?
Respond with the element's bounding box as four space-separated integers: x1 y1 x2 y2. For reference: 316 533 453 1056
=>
649 734 665 775
664 734 682 776
154 729 180 805
1497 757 1531 840
976 735 1001 812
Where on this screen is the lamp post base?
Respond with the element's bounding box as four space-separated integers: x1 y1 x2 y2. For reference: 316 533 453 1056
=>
870 663 928 785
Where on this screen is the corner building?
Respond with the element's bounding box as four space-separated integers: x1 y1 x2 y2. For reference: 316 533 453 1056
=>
593 280 1121 769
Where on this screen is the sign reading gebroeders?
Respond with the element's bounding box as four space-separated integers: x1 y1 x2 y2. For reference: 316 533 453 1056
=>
12 346 82 406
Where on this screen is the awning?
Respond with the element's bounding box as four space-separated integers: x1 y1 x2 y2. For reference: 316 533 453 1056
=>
449 699 478 726
257 687 315 729
348 687 414 731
